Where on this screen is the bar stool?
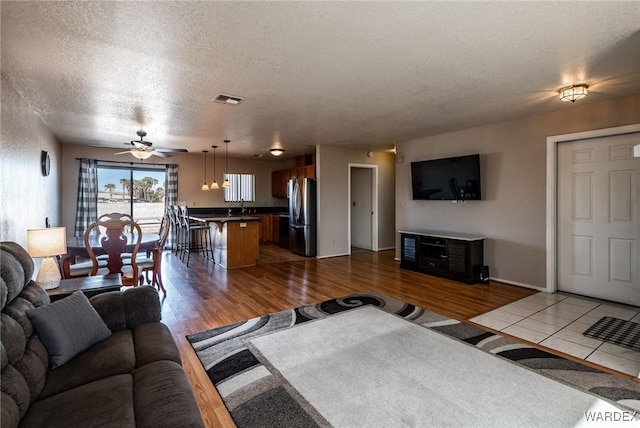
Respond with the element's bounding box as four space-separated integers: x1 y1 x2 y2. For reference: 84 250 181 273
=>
167 205 180 255
178 205 212 266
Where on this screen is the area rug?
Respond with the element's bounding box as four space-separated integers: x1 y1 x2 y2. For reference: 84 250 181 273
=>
584 316 640 352
187 292 640 427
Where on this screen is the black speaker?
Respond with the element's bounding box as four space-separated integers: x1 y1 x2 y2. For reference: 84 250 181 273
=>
479 265 490 284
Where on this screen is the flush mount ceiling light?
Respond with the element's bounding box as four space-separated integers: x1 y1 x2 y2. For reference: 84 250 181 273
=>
212 93 243 105
558 84 588 103
270 148 285 156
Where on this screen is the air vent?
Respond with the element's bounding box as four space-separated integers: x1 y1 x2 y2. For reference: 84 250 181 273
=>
212 93 244 105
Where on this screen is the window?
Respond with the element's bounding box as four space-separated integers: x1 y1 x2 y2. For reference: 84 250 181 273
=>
224 173 255 202
97 165 167 232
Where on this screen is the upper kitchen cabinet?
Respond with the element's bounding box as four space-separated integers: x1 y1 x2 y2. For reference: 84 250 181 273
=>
271 156 315 198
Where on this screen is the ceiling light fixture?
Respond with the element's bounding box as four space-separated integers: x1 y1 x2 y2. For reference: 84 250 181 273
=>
201 150 210 190
222 140 231 188
270 148 285 156
558 84 588 103
130 150 154 160
210 145 220 189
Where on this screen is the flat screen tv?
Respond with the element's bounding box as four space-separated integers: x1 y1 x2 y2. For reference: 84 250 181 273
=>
411 154 481 200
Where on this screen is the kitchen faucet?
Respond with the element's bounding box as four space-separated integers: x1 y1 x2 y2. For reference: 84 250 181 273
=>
241 199 245 214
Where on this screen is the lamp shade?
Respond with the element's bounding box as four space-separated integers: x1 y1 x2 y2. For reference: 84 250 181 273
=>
27 227 66 290
27 227 67 257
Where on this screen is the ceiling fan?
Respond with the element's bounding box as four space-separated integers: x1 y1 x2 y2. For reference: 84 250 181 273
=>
115 130 188 160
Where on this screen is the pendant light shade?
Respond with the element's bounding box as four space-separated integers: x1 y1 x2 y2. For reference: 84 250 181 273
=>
210 145 220 189
201 150 210 190
222 139 231 188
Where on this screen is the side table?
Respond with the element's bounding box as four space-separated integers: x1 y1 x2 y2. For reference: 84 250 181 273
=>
47 273 123 302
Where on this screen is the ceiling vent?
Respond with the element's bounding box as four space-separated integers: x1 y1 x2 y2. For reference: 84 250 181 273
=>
213 93 243 105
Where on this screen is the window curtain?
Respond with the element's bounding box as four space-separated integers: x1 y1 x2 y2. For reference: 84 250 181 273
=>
165 164 178 209
74 158 98 237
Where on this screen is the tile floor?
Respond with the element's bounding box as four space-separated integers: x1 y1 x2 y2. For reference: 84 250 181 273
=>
470 292 640 378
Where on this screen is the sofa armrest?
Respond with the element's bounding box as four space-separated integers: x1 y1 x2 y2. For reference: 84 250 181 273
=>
90 286 161 332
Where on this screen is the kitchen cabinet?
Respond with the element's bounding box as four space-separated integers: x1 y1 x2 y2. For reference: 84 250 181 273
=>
256 214 273 242
271 164 315 198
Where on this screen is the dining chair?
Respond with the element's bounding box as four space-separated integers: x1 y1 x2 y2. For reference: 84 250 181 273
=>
136 213 170 294
83 218 142 286
45 217 108 279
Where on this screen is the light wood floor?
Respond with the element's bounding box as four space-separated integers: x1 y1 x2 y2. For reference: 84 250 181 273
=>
157 245 537 427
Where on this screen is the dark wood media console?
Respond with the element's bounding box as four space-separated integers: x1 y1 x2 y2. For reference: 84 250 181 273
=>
399 230 485 284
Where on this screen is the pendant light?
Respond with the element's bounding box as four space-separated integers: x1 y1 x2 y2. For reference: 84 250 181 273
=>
210 145 220 189
222 139 231 188
200 150 210 190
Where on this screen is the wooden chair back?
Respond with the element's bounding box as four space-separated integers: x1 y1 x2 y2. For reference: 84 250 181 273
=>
83 219 142 283
98 213 134 233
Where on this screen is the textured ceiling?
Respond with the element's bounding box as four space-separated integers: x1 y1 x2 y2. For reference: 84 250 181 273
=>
2 1 639 159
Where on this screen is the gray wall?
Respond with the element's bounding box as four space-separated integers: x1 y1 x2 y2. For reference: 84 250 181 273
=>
317 146 396 257
396 93 640 289
60 144 290 233
1 74 62 246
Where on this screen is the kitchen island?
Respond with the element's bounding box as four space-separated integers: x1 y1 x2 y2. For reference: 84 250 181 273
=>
190 216 261 269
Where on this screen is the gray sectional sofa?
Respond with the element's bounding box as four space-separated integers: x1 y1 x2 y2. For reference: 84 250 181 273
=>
1 241 204 427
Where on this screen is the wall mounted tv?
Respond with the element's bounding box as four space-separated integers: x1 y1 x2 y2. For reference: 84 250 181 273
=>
411 154 482 200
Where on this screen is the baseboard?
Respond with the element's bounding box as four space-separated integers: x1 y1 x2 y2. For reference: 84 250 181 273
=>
317 252 351 259
490 277 545 291
376 246 395 251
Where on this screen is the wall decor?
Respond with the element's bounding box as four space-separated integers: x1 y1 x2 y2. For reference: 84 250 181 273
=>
41 150 50 176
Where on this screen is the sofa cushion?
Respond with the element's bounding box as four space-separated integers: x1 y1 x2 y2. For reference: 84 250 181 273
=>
133 322 182 367
133 360 204 428
39 329 135 400
20 374 136 428
27 291 111 368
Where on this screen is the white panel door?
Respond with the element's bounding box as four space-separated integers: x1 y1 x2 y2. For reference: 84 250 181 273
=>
351 168 372 250
557 133 640 306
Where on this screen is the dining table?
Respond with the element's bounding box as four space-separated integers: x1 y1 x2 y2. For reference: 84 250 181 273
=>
61 232 160 278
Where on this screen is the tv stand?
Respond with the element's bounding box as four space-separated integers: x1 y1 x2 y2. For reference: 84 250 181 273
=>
399 230 485 284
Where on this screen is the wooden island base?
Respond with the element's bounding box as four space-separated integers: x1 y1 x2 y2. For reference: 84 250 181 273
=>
208 218 260 269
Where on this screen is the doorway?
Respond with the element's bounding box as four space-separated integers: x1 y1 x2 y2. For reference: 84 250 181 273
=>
348 164 378 253
547 125 640 306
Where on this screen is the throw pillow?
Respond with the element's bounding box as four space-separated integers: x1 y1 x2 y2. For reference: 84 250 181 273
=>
26 291 111 368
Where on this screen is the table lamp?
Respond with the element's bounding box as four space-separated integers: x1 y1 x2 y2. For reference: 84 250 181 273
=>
27 227 67 289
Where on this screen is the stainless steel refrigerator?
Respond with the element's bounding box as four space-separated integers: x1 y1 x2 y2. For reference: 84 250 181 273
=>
288 178 316 256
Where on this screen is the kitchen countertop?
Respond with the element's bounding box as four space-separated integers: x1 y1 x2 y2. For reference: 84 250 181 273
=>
190 215 261 223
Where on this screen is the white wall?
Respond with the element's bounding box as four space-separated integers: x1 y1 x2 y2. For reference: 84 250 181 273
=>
1 75 62 246
396 93 640 289
317 146 396 257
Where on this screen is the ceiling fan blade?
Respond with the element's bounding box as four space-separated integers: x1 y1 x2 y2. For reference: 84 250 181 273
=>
131 141 151 148
156 148 188 153
114 150 134 155
151 151 170 158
